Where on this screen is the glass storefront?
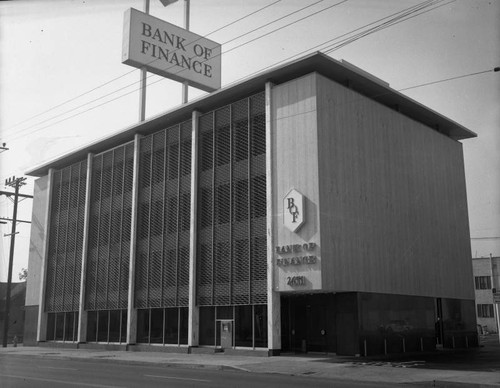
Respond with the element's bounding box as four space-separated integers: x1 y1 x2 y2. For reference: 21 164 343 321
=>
86 309 127 344
440 298 478 348
199 305 267 348
136 307 188 345
46 311 78 342
359 293 436 355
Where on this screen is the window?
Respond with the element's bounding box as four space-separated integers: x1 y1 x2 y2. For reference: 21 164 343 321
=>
136 307 187 345
475 276 492 290
86 310 127 344
477 304 494 318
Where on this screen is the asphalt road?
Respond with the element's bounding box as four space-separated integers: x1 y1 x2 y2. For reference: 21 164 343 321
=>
0 355 404 388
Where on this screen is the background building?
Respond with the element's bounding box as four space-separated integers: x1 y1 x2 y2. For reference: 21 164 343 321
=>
24 53 477 356
472 255 499 334
0 282 26 344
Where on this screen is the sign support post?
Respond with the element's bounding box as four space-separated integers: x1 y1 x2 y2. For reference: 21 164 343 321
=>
182 0 190 104
138 0 191 122
139 0 150 122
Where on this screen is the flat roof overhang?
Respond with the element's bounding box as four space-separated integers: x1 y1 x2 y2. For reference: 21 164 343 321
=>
26 52 476 177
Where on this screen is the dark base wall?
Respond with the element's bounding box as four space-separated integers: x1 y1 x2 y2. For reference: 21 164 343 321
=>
23 305 39 346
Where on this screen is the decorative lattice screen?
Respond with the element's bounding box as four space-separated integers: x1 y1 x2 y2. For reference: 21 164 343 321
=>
45 160 87 312
85 143 134 310
135 120 192 308
197 92 267 306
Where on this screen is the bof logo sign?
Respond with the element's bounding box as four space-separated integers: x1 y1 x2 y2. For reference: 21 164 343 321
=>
283 189 305 232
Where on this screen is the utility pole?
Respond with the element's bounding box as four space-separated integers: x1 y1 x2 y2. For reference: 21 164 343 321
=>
1 176 30 347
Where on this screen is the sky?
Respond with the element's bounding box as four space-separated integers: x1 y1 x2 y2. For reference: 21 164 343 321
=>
0 0 499 282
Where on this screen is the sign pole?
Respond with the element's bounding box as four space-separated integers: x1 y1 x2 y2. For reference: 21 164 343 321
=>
1 177 27 347
182 0 190 104
139 0 150 122
490 254 500 344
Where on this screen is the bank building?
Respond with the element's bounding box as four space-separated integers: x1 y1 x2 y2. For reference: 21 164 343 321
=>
24 52 478 356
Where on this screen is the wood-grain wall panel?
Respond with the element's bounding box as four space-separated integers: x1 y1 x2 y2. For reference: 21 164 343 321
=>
271 73 322 291
315 73 473 299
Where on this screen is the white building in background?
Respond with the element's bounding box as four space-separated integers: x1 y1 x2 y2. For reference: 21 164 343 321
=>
472 255 500 334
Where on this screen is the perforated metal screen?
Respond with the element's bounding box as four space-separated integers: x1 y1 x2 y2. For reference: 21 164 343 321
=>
45 160 87 313
85 143 134 310
135 121 192 308
197 92 267 306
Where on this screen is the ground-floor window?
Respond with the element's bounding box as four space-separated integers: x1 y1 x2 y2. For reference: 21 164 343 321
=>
47 311 78 342
137 307 188 345
477 304 494 318
86 309 127 343
199 304 267 348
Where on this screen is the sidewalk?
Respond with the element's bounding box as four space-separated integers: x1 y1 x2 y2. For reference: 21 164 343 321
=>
0 343 499 387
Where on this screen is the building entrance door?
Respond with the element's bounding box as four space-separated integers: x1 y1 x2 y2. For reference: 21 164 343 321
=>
281 294 335 353
220 320 233 349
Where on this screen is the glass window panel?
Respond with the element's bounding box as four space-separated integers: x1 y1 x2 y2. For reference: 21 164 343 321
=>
235 305 252 347
64 312 75 342
164 308 179 344
199 307 215 346
47 313 56 341
108 310 121 343
120 310 127 343
216 306 233 320
97 310 109 342
442 298 476 332
179 307 188 345
55 312 64 341
254 305 267 348
137 309 150 344
86 311 97 343
150 308 164 344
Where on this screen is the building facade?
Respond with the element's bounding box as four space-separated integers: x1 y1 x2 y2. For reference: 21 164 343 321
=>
24 53 478 355
472 256 499 334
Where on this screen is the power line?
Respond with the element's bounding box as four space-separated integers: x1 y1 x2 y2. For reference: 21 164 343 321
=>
399 69 495 91
6 0 347 142
265 66 498 127
5 0 490 143
11 62 497 147
229 0 443 83
2 0 283 137
222 0 326 48
3 0 460 142
323 0 453 54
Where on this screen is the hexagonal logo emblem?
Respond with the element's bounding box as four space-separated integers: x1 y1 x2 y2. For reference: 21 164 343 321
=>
283 189 305 233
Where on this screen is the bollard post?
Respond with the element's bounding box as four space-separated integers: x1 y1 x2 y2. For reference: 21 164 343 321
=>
364 339 367 357
402 337 406 353
465 336 469 348
384 338 387 355
420 337 424 352
452 336 455 349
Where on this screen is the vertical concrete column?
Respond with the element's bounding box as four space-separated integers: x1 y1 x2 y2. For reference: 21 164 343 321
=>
36 168 55 342
265 82 281 355
77 153 93 343
188 110 200 348
126 134 141 345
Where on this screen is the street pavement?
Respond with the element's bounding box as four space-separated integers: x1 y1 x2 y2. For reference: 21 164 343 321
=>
0 335 499 387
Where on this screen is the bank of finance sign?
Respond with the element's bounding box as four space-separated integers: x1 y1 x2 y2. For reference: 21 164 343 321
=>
122 8 221 92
